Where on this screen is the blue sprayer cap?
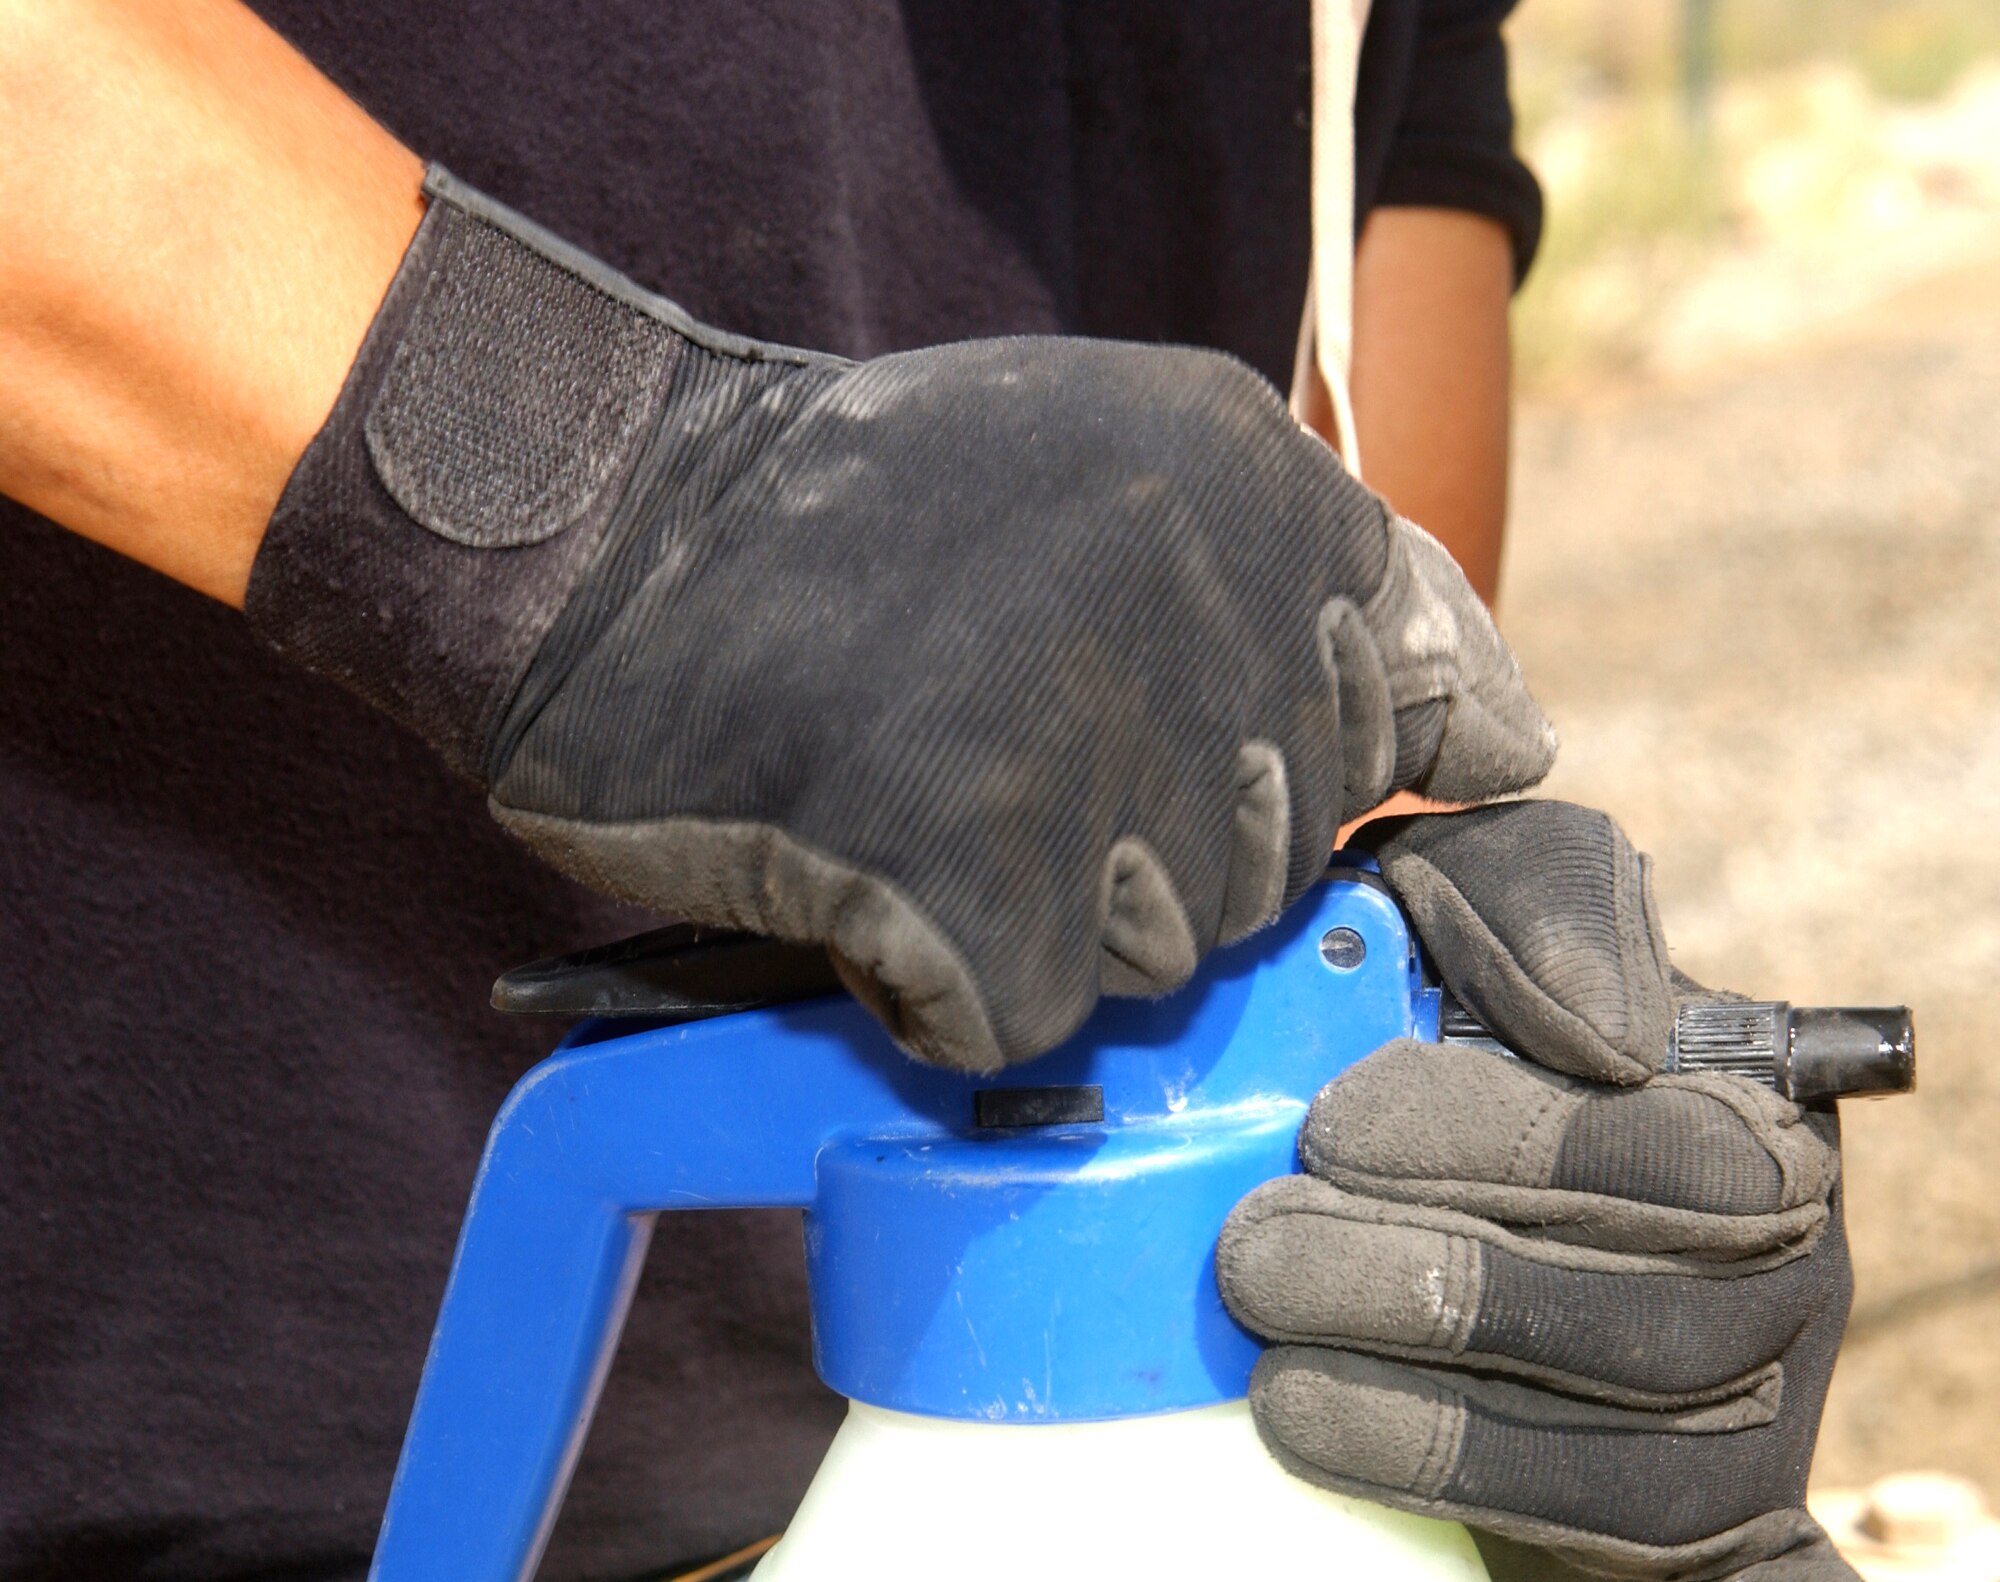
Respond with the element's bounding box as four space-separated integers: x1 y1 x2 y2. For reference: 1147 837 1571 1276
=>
369 861 1441 1581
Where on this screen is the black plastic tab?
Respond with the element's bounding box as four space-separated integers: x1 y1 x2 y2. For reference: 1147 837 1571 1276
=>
492 925 843 1023
973 1085 1105 1129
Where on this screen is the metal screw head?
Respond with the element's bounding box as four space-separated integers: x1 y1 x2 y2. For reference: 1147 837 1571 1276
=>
1319 926 1366 971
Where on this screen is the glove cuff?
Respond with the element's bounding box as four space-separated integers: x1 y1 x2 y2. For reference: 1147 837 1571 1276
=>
246 166 828 778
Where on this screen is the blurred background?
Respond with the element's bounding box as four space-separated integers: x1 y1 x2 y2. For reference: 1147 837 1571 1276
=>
1497 0 2000 1552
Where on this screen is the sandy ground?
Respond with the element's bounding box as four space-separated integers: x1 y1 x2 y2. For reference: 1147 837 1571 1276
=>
1502 251 2000 1493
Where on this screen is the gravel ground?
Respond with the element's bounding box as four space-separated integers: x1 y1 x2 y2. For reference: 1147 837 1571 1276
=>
1501 253 2000 1493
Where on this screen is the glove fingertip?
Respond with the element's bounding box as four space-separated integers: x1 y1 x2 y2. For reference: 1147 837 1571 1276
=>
1365 517 1558 805
1414 689 1560 805
1317 596 1397 817
1374 804 1674 1083
1216 741 1291 944
1097 836 1200 997
1250 1347 1466 1503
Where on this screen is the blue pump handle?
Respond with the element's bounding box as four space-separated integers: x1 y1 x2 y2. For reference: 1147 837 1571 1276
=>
370 864 1439 1582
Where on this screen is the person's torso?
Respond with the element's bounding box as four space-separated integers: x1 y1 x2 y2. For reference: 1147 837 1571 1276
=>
0 4 1432 1576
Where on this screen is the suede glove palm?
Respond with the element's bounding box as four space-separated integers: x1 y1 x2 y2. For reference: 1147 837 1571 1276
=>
1218 802 1858 1581
247 167 1555 1072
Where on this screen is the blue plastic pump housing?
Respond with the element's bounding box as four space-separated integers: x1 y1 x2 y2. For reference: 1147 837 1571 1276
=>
370 859 1446 1581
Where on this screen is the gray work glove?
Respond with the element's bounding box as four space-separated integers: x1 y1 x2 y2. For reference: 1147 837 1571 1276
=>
1217 802 1858 1581
246 166 1555 1072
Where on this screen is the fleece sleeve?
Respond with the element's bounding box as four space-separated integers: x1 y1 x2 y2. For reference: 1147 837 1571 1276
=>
1359 0 1545 284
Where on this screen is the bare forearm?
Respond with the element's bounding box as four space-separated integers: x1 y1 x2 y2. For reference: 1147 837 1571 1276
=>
0 0 422 605
1348 206 1514 606
1333 205 1516 840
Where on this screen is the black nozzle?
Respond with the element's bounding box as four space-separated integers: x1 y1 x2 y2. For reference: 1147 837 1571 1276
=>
1781 1006 1916 1103
1669 1001 1914 1103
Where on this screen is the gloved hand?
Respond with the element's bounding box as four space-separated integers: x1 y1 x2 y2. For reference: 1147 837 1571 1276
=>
246 166 1554 1072
1217 801 1858 1581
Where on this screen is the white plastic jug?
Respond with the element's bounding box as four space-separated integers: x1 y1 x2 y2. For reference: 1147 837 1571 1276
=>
756 1399 1486 1580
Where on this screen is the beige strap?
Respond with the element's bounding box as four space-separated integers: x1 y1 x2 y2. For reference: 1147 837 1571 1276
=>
666 1534 780 1580
1290 0 1372 475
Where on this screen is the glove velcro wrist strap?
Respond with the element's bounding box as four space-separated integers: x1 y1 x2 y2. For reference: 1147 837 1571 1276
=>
246 167 687 778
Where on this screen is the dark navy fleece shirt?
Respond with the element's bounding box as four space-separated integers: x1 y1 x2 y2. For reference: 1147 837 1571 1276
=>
0 4 1536 1577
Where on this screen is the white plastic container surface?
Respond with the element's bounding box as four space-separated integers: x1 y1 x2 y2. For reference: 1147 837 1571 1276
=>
754 1397 1488 1581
